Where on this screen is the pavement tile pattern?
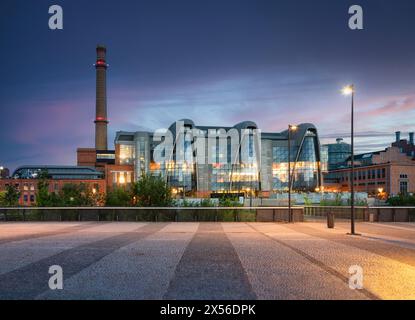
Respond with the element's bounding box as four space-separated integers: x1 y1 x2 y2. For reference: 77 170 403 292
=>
0 221 414 300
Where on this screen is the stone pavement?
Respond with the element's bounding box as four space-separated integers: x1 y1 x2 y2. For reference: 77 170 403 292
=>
0 221 414 300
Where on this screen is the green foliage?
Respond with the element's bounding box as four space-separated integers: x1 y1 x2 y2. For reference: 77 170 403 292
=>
320 193 343 206
303 194 313 206
36 176 62 207
200 199 216 207
0 185 20 207
0 191 7 206
59 183 96 206
218 196 243 207
132 174 173 207
179 198 216 207
387 194 415 206
105 187 132 207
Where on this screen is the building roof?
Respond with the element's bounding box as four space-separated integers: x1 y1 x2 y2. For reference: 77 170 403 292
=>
12 165 104 180
114 121 317 143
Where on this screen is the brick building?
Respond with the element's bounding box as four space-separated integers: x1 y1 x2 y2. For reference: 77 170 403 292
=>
0 166 105 206
324 132 415 196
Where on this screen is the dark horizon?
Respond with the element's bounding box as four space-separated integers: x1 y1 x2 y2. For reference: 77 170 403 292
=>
1 0 415 172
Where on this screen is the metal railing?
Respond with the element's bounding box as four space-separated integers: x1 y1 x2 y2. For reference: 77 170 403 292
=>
0 206 304 223
304 206 415 222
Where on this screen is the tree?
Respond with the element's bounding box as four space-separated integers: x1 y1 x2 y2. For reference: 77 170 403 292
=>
36 171 61 207
0 191 6 206
59 183 95 207
105 187 132 207
0 185 20 207
132 174 172 207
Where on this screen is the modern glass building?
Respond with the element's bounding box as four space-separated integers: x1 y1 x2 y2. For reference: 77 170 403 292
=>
113 120 323 197
323 138 352 170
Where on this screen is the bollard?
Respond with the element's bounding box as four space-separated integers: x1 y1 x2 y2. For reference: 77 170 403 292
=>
327 212 335 228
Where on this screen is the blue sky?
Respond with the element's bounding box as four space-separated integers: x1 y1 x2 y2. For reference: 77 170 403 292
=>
1 0 415 171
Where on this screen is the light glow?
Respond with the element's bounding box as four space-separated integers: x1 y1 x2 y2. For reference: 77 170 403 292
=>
342 85 354 95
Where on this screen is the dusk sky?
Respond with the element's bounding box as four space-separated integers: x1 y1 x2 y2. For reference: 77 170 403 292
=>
1 0 415 171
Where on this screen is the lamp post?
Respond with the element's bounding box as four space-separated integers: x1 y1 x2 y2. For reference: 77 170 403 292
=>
288 125 298 223
342 85 359 235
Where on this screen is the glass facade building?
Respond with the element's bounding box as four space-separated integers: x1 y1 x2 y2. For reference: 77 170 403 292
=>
114 120 323 196
323 138 351 170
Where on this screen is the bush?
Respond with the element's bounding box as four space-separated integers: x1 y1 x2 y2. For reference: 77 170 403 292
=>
105 187 132 207
132 174 173 207
0 185 20 207
387 194 415 206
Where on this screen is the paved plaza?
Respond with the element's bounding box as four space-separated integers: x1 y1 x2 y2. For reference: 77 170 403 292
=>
0 221 415 300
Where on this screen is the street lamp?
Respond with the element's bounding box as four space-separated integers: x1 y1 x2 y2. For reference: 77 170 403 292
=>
288 124 298 222
342 84 359 235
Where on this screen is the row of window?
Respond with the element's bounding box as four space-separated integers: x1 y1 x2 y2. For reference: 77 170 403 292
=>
338 168 386 182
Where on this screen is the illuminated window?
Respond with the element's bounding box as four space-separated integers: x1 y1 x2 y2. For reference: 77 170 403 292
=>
119 144 135 165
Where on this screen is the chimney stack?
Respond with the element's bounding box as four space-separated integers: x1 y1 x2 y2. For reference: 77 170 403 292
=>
395 131 401 143
94 45 108 151
409 132 414 145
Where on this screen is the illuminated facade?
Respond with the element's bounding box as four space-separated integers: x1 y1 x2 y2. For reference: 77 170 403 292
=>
112 120 323 197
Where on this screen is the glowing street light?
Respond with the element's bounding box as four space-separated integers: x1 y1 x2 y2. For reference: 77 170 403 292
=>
288 124 298 222
342 85 354 96
341 84 359 236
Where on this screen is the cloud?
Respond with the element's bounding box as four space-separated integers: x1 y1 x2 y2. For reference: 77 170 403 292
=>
359 96 415 118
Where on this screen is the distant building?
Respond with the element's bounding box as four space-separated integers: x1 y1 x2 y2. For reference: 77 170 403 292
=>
0 166 105 206
0 167 10 179
105 120 324 198
323 132 415 196
323 138 351 170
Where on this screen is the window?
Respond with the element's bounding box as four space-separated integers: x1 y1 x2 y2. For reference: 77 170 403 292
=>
119 144 135 165
400 181 408 195
30 195 35 202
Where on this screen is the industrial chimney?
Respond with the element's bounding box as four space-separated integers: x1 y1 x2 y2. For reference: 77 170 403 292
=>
409 132 414 145
94 45 108 151
395 131 401 143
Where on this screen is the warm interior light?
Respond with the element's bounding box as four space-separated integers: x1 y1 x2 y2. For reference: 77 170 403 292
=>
289 125 298 131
